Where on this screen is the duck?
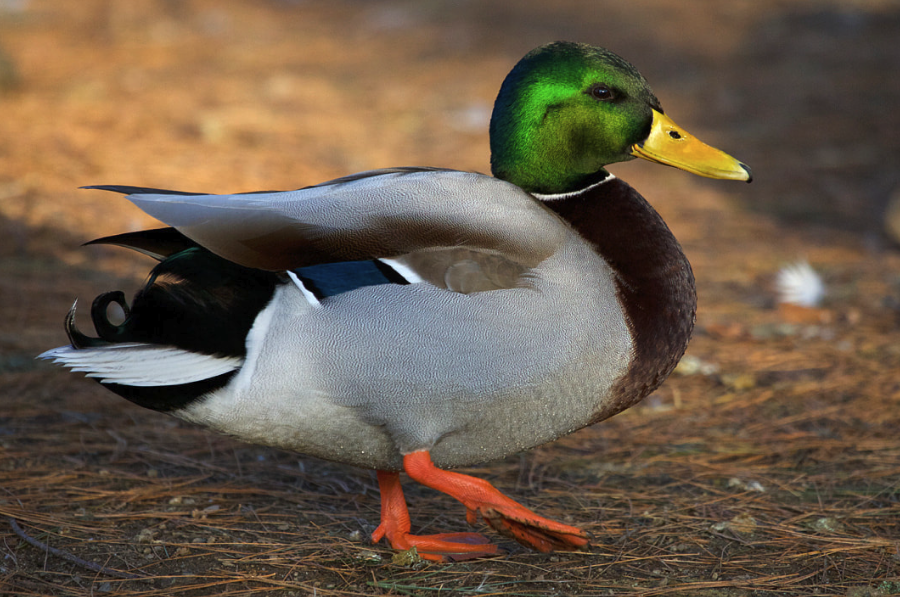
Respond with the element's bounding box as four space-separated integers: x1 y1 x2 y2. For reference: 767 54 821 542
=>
41 41 751 562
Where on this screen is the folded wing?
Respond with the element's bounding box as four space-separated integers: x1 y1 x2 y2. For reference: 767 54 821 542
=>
90 169 567 276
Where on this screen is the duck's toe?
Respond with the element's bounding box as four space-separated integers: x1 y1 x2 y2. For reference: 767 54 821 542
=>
373 526 499 562
475 505 590 552
404 451 590 554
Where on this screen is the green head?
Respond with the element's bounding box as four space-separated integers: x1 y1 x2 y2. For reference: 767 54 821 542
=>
490 42 659 194
490 42 751 194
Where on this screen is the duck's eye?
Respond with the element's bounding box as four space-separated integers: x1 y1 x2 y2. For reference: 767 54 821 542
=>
589 84 616 101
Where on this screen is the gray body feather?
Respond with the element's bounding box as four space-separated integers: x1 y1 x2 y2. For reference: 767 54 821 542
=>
109 170 634 470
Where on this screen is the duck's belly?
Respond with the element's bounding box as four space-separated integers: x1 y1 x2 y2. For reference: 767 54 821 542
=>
180 238 633 471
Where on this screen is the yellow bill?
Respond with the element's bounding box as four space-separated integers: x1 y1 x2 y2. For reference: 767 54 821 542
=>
631 109 752 182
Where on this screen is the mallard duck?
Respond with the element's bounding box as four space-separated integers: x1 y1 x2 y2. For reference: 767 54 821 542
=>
41 41 750 561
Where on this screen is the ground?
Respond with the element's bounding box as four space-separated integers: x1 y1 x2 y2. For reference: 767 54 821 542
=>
1 1 899 596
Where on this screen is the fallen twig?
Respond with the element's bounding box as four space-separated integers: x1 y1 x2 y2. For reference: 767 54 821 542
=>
7 517 146 580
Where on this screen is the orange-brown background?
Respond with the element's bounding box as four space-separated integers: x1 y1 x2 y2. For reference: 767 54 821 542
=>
1 1 898 595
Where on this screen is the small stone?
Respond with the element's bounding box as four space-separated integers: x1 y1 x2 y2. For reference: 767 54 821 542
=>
810 517 845 533
712 513 757 536
727 477 766 493
192 504 219 519
675 354 720 376
392 547 423 566
746 480 765 492
721 372 757 391
135 528 157 544
356 550 382 563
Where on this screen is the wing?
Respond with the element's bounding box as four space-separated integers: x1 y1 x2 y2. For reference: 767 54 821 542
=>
86 169 568 286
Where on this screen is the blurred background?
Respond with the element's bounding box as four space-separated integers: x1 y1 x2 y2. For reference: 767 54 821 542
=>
4 0 898 379
1 1 899 594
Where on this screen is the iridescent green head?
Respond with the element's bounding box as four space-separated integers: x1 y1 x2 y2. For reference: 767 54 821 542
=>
490 42 751 194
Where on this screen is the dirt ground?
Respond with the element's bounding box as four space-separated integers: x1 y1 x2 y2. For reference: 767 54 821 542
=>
1 1 899 595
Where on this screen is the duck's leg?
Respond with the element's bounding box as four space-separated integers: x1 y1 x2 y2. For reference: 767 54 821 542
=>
371 469 499 561
403 451 590 553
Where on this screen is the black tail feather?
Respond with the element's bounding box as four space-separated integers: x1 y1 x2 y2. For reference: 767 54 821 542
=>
82 184 283 196
85 227 199 261
81 185 206 196
64 302 109 349
90 291 130 342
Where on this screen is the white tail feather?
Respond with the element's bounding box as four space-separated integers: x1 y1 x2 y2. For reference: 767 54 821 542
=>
39 343 243 387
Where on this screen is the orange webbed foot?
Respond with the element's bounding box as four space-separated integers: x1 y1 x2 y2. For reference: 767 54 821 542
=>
403 451 590 553
466 502 590 552
373 470 501 562
372 526 498 562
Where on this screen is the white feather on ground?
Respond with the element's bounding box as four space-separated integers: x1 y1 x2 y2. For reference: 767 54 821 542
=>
775 260 826 308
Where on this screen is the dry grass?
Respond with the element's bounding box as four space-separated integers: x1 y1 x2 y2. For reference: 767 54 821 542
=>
2 377 898 595
2 1 899 595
